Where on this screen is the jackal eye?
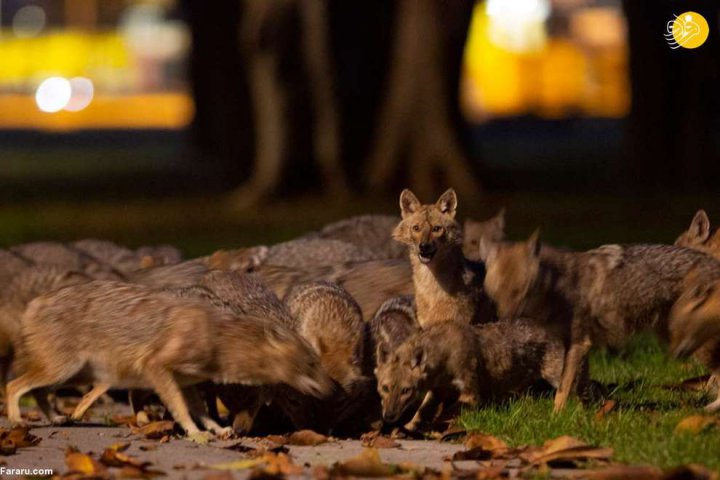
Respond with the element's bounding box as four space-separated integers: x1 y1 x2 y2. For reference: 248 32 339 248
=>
432 226 442 233
400 387 411 395
381 385 390 393
412 225 420 232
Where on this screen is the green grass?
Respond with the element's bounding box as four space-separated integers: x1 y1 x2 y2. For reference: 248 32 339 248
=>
460 335 720 470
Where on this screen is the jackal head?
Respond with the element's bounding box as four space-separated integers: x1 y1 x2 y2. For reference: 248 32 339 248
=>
393 189 462 265
482 230 542 319
219 317 333 398
669 270 720 358
463 208 506 261
374 341 427 424
675 210 711 249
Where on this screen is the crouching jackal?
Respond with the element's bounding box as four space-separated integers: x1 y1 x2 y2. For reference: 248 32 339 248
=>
375 319 566 430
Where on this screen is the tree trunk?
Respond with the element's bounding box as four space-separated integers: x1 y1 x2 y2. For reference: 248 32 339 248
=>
366 0 480 201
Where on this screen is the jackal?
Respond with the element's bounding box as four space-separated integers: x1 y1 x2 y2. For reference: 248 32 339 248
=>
279 281 369 431
208 237 383 273
308 214 405 260
73 239 180 275
463 209 506 261
369 295 419 369
375 319 565 430
0 249 32 284
0 266 90 389
129 260 210 290
393 188 492 327
669 270 720 411
483 232 720 411
7 280 332 435
11 241 123 280
674 210 720 260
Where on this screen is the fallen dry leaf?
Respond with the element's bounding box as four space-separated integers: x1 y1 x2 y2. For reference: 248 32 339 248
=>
100 448 148 469
116 465 166 478
0 427 42 455
202 473 235 480
521 436 613 466
65 447 109 476
210 458 265 471
674 416 720 435
360 431 400 449
25 410 42 422
595 400 617 421
464 433 508 452
287 429 329 446
131 420 176 440
331 448 398 477
110 415 138 427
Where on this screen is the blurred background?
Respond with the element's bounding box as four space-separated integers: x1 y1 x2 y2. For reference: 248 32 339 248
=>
0 0 718 254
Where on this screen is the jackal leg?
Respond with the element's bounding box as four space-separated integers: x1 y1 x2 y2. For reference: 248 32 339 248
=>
184 386 232 438
71 384 111 421
7 365 81 425
554 334 592 413
143 366 200 435
704 372 720 412
405 390 440 432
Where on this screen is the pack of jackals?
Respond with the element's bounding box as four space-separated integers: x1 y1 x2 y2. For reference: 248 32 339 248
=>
1 191 720 439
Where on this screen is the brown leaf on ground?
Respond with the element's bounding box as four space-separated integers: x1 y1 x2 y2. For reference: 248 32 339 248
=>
65 447 109 476
110 415 138 427
663 464 720 480
331 448 398 477
464 433 508 452
131 420 176 440
116 465 167 478
595 400 617 421
360 431 400 449
674 416 720 435
287 429 328 446
586 465 664 479
521 436 613 466
259 452 303 476
0 426 42 455
100 448 148 469
203 473 235 480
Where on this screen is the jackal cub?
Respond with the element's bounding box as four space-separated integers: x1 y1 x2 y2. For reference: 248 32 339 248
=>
7 280 332 435
393 188 491 327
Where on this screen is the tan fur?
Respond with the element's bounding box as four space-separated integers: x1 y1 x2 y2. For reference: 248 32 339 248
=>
375 319 566 429
8 280 331 435
11 241 124 281
483 233 720 412
675 210 720 261
309 214 405 260
669 271 720 411
393 188 491 327
463 209 506 261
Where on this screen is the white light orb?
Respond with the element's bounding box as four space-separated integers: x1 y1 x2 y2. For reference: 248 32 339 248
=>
35 77 72 113
64 77 95 112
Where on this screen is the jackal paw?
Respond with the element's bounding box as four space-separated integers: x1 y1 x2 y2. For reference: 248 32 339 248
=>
212 426 234 440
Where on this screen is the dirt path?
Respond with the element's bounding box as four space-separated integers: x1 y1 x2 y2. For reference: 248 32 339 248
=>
0 420 464 479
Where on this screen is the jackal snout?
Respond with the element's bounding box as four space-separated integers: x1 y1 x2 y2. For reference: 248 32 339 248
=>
482 231 542 319
669 271 720 358
393 189 461 265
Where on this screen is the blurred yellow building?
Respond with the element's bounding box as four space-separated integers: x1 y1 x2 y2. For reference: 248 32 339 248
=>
461 0 629 122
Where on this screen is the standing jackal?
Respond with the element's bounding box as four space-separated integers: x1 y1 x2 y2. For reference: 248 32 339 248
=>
483 232 720 412
393 188 492 327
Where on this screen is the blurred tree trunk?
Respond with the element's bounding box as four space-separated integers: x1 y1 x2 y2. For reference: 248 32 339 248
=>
622 0 720 190
366 0 480 201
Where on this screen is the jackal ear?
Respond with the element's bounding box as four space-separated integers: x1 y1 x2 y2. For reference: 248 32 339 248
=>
399 189 421 218
410 345 426 370
492 208 506 232
478 237 498 263
527 229 542 258
689 210 711 243
376 343 390 365
436 189 458 217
